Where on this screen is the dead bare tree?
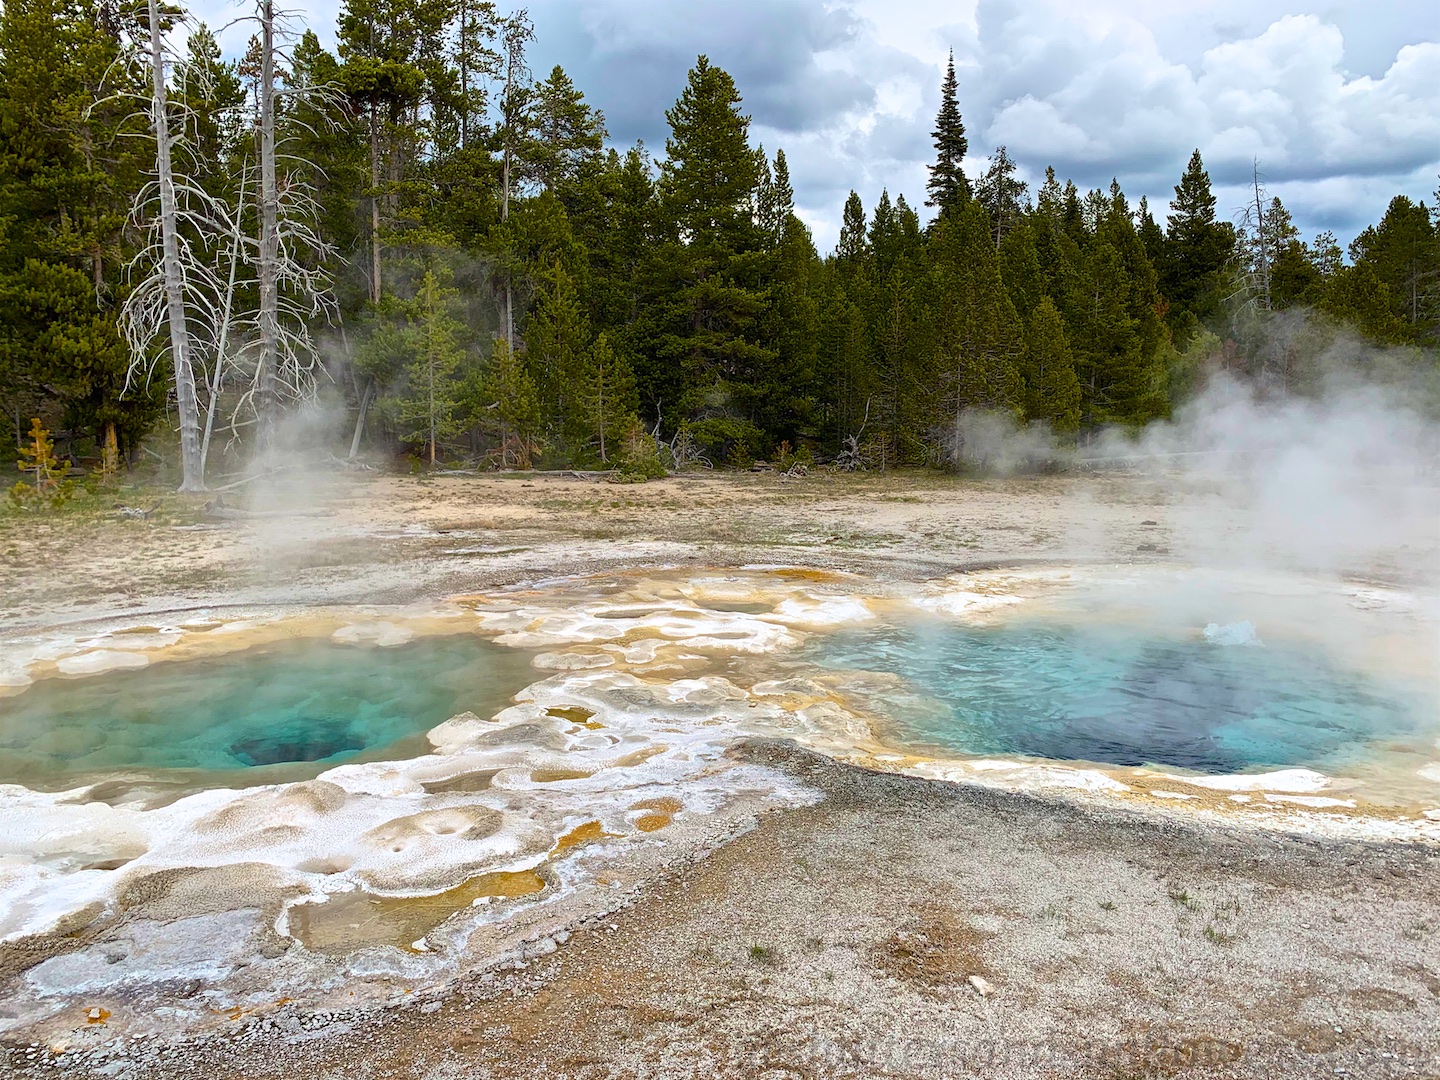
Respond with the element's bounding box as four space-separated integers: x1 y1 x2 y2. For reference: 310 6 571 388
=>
200 161 251 477
117 1 335 488
497 11 534 352
116 0 229 493
224 0 337 446
1230 158 1273 315
254 0 281 444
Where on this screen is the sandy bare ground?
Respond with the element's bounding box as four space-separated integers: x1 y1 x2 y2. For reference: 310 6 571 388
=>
1 471 1437 1078
0 470 1194 627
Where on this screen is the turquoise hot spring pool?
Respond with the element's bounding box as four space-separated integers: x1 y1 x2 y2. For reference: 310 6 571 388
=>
0 636 537 790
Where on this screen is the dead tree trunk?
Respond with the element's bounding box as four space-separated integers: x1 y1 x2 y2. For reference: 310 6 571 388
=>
1250 160 1271 311
369 100 382 305
349 379 373 460
255 0 281 444
147 0 204 492
498 14 532 353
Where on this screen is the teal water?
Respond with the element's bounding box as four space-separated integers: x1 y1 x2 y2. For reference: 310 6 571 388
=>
812 619 1434 774
0 636 536 789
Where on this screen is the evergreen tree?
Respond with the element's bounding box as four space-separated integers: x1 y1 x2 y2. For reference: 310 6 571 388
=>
1321 263 1409 344
399 270 464 464
1136 196 1166 271
999 220 1045 321
647 56 774 454
1056 184 1169 429
336 0 429 303
1035 167 1064 221
660 56 759 245
525 260 590 447
926 50 970 218
1161 149 1235 335
578 331 637 462
755 147 795 245
836 191 868 267
759 191 821 441
930 201 1025 422
974 146 1027 247
476 336 541 466
1022 297 1081 433
0 0 159 468
1269 234 1323 310
527 65 607 194
1349 195 1437 342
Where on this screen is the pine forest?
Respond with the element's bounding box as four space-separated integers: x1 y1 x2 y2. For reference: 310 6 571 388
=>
2 2 1438 490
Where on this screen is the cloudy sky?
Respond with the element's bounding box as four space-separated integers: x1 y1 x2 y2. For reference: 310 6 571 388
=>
204 0 1439 254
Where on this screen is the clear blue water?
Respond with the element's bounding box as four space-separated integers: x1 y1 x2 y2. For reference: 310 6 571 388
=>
0 637 536 789
812 619 1432 773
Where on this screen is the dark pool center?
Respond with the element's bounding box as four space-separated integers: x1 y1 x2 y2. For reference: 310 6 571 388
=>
0 637 537 788
809 617 1435 774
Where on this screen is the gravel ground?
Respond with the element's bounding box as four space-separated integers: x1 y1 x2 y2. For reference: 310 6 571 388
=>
12 741 1437 1080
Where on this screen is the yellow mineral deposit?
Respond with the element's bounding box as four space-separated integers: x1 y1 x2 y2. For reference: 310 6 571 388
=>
289 870 547 953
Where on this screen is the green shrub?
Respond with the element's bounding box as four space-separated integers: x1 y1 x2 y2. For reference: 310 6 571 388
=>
612 425 667 483
685 417 764 468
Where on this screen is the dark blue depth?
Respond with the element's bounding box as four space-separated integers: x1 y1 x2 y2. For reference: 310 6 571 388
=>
812 620 1430 774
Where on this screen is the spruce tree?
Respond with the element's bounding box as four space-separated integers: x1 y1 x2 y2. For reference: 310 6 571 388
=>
400 270 464 464
926 50 970 218
930 201 1025 422
579 332 637 462
836 191 868 267
1022 297 1081 434
1161 149 1236 335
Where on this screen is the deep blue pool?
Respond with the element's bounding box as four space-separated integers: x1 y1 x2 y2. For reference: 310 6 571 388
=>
811 618 1432 773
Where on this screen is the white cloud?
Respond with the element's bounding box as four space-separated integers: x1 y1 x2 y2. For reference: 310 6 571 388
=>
182 0 1439 254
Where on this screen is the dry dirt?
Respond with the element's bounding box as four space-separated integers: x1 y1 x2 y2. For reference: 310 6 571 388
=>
2 470 1438 1079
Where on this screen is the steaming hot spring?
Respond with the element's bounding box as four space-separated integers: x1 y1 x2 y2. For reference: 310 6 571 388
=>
0 564 1437 1018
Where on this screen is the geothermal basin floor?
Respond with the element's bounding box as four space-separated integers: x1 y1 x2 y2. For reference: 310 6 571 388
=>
10 741 1437 1080
2 472 1437 1078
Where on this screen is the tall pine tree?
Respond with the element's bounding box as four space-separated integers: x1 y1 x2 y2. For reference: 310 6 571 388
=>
926 50 970 219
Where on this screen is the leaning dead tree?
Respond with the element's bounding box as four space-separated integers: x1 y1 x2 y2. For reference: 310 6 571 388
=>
116 0 229 492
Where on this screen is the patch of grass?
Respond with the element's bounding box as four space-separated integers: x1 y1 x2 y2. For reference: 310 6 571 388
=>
748 944 778 965
1168 889 1201 911
1099 900 1117 912
1203 923 1237 945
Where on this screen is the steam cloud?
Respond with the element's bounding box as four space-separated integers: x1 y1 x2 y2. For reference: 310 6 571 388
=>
946 320 1439 587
